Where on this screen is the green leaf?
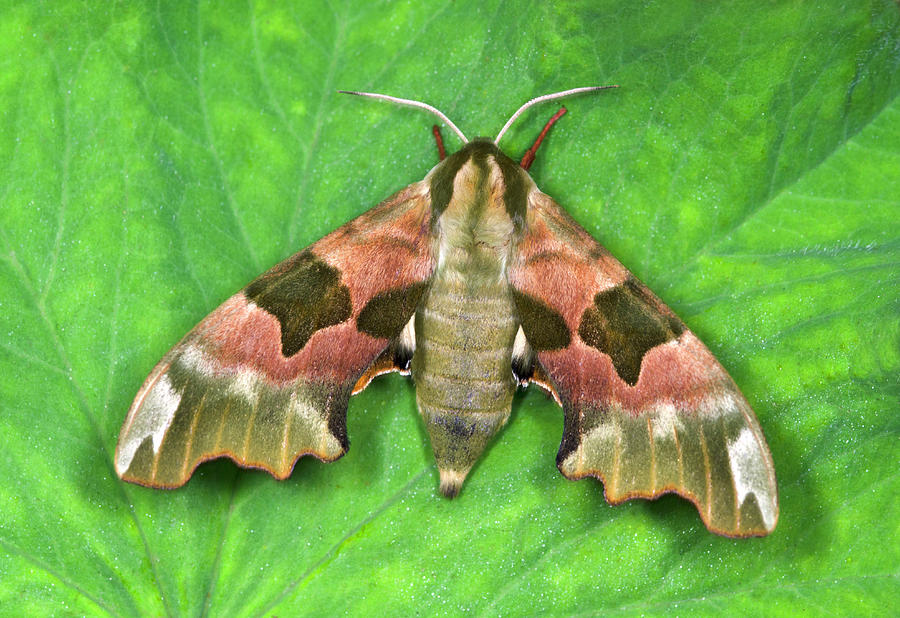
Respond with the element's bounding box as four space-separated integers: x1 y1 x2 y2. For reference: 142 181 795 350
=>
2 1 898 615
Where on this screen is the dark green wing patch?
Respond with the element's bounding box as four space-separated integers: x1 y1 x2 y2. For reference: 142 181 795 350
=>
577 279 685 385
245 251 352 356
512 288 571 351
357 281 429 339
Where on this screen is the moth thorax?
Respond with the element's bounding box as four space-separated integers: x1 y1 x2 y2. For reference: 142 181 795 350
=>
435 158 517 279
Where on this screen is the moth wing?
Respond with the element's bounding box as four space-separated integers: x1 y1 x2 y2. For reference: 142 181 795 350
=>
116 183 433 488
509 192 778 537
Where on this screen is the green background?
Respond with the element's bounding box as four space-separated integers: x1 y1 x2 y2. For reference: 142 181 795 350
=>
1 1 898 615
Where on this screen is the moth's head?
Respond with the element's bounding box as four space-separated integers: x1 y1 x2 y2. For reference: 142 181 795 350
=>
452 137 502 157
425 137 525 216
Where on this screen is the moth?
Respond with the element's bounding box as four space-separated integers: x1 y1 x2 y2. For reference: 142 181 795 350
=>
116 87 778 537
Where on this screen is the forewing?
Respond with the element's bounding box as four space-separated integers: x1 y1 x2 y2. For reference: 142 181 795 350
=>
508 192 778 537
116 183 433 487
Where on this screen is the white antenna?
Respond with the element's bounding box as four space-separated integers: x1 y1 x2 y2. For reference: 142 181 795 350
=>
338 91 469 144
494 86 618 144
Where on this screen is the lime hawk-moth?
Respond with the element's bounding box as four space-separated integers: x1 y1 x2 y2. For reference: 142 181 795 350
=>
116 88 778 537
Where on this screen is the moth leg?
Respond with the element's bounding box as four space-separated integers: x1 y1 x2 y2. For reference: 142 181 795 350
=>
432 124 446 160
520 106 567 171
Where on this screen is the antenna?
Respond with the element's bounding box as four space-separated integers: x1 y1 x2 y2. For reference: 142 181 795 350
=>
494 86 618 144
338 91 468 144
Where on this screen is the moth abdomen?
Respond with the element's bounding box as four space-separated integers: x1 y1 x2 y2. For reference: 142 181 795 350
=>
416 405 510 498
412 274 518 497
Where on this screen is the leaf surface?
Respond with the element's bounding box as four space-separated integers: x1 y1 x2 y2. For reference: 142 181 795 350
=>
1 1 898 615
